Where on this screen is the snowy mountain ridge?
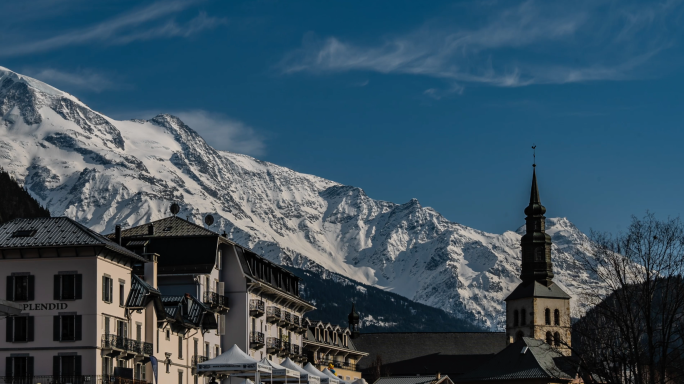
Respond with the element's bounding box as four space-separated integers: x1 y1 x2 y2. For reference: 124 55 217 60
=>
0 66 599 329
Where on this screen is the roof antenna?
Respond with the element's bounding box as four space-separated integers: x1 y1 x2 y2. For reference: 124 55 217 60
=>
531 144 537 168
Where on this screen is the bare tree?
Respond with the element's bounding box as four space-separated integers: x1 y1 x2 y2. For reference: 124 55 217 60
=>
571 213 684 384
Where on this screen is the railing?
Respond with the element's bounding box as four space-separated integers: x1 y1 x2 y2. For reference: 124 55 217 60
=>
266 306 281 323
292 344 300 355
192 355 209 366
284 311 292 324
318 359 357 371
249 299 265 315
293 315 301 328
266 337 282 351
0 376 147 384
282 341 291 355
204 291 229 308
101 335 152 356
250 331 265 345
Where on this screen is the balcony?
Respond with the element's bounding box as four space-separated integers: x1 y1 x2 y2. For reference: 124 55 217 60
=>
280 341 291 357
101 335 152 359
250 299 265 317
319 359 357 371
250 331 265 349
101 334 125 357
266 306 281 324
292 315 301 331
266 337 282 354
204 291 229 312
283 311 292 328
192 355 209 367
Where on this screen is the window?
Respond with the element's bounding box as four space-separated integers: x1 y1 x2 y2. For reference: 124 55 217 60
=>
53 314 81 341
166 361 170 373
215 345 220 359
157 330 160 353
179 370 183 384
178 336 183 359
545 308 551 325
102 357 113 376
53 355 81 376
515 331 524 341
54 273 82 300
166 329 170 340
104 317 110 335
102 276 113 303
554 332 561 347
6 316 34 342
119 281 125 307
117 320 128 338
520 308 527 326
554 309 560 326
136 323 142 342
6 355 34 376
546 331 553 344
6 274 34 301
513 310 519 326
205 342 210 359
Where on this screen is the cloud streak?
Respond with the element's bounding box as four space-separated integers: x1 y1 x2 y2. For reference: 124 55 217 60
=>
24 68 123 93
0 1 226 57
281 0 681 90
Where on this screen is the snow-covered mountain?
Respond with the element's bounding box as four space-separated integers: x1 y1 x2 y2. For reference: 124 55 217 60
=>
0 67 599 329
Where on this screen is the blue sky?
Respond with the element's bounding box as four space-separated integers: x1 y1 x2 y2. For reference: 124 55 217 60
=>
2 0 684 235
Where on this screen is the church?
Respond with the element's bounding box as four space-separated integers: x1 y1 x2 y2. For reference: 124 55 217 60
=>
355 165 587 383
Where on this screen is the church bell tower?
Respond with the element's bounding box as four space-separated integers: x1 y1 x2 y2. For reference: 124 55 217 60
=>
505 163 572 355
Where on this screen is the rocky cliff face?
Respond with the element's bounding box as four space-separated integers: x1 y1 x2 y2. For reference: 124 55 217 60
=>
0 66 599 329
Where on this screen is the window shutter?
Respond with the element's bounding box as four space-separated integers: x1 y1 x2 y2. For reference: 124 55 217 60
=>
102 277 106 302
219 315 226 335
28 316 34 342
6 317 13 342
75 274 83 299
6 357 12 377
28 275 35 301
54 275 60 300
109 279 113 303
75 315 82 341
6 276 13 301
53 316 60 341
75 355 82 376
28 356 34 376
53 356 60 376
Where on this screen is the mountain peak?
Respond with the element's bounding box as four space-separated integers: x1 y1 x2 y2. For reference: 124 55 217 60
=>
0 66 78 102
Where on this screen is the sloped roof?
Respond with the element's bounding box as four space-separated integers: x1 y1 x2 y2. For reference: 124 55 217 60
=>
126 274 161 308
456 338 577 382
355 332 507 374
305 326 360 352
110 216 227 239
0 217 146 261
505 280 571 301
161 294 214 329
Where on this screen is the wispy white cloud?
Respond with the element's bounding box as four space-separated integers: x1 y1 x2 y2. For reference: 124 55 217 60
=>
0 1 226 57
281 0 681 91
23 68 123 93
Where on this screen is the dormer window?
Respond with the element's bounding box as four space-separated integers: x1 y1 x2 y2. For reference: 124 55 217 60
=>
163 226 172 232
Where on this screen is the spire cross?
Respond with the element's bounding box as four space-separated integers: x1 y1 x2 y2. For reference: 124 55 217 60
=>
532 144 537 167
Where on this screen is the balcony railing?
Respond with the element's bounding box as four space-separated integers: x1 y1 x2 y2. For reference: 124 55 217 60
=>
192 355 209 367
250 331 265 349
0 376 147 384
204 291 229 309
293 315 301 328
281 341 291 356
318 359 357 371
101 334 152 356
284 311 292 324
250 299 265 317
292 344 300 355
266 306 281 323
266 337 282 353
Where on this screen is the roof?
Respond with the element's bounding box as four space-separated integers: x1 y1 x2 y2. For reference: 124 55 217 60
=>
0 217 146 261
126 274 161 309
355 332 507 375
161 294 216 330
456 338 577 382
110 216 228 239
304 325 360 352
374 376 450 384
505 280 571 301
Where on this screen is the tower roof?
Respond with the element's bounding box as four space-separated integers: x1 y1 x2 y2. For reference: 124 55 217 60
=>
519 166 554 285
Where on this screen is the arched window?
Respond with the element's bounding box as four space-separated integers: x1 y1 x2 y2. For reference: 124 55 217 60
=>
515 331 524 341
513 310 519 326
554 332 561 347
545 308 551 325
521 308 527 326
546 331 552 344
554 309 560 326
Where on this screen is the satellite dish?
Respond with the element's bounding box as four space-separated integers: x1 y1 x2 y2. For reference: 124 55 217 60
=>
170 203 180 216
204 214 214 226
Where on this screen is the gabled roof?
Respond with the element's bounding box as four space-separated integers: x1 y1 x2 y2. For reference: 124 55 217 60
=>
110 216 229 239
161 294 217 331
304 324 361 353
456 338 577 382
505 280 571 301
0 217 146 261
126 274 161 309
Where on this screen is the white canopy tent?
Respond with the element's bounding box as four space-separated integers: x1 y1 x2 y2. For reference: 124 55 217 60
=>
234 358 301 383
303 363 339 384
197 344 272 382
352 379 368 384
322 368 352 384
280 358 321 384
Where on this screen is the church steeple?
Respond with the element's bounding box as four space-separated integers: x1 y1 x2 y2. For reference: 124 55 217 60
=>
520 165 554 285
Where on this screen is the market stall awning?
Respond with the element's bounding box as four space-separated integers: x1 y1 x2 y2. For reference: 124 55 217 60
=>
234 358 301 379
197 344 273 375
280 358 321 384
322 368 351 384
303 363 339 384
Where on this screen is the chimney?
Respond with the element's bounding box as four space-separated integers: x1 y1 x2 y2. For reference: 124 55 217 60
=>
115 225 122 245
436 373 441 380
148 224 155 236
